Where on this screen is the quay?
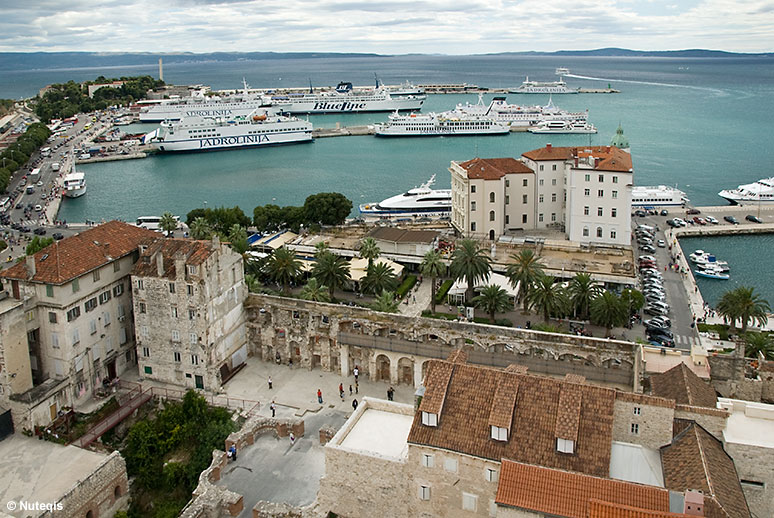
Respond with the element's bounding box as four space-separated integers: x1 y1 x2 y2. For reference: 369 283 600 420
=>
76 151 148 164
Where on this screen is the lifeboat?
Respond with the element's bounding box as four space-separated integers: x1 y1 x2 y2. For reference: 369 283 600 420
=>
252 113 267 121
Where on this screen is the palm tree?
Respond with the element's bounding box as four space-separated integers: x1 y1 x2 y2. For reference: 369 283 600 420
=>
744 332 774 360
358 237 381 271
473 285 512 323
360 261 398 295
300 278 331 303
189 217 212 240
311 251 351 300
505 249 544 313
266 247 301 293
420 249 446 313
590 291 628 335
567 273 602 320
620 288 645 317
159 212 178 237
314 241 330 258
717 286 770 333
527 273 568 323
227 224 249 255
244 273 260 293
449 239 492 303
371 290 399 313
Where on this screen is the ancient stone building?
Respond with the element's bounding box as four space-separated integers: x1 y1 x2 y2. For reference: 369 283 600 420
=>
132 236 247 391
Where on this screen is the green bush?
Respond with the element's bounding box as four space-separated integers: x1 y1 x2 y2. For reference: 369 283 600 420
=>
395 275 417 298
435 279 453 304
495 318 513 327
697 323 729 340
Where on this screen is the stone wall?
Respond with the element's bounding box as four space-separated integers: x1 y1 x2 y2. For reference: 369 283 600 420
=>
611 393 675 449
39 451 128 518
673 405 728 440
496 507 542 518
723 441 774 518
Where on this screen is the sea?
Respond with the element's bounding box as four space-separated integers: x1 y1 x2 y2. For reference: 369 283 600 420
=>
2 54 774 306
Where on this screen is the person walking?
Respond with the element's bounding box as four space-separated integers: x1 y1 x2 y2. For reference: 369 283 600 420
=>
317 389 323 404
268 376 273 389
353 366 359 382
270 400 276 418
352 399 358 411
339 382 344 400
387 386 394 401
349 384 353 396
290 432 295 446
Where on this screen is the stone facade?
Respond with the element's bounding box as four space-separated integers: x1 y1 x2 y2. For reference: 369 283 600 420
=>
723 440 774 517
611 393 675 449
133 237 247 392
674 404 728 440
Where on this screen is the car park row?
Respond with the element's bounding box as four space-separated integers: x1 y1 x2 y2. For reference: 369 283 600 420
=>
636 224 675 347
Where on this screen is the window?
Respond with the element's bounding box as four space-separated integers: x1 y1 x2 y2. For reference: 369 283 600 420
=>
72 279 80 293
103 311 111 326
485 468 498 482
84 298 97 312
113 283 124 297
596 227 603 238
48 312 57 323
187 284 194 296
470 222 476 232
612 190 618 199
584 206 589 216
613 176 618 184
631 423 640 434
489 210 495 222
171 330 180 342
136 279 144 290
26 310 34 322
551 193 556 202
633 406 641 415
583 227 589 237
538 213 544 222
419 485 431 501
505 180 509 187
505 215 509 224
611 230 617 239
71 328 80 345
470 185 476 193
169 282 176 294
491 426 508 441
99 291 111 304
489 192 495 203
144 366 152 375
171 307 178 318
598 207 603 216
174 351 181 363
189 309 196 320
462 493 478 512
539 165 544 171
522 194 528 204
539 194 544 203
119 327 127 345
584 174 590 182
470 201 476 212
522 214 527 224
598 174 604 182
139 302 146 314
94 269 103 282
557 438 575 453
66 306 81 322
552 164 557 171
46 285 54 297
611 208 617 218
141 325 149 338
539 179 544 186
552 178 556 186
421 454 434 467
191 354 199 365
142 346 150 357
584 188 590 196
505 195 509 205
522 179 528 187
187 265 197 275
551 213 556 222
51 333 60 348
444 458 458 472
190 333 197 344
89 320 97 335
114 261 120 272
598 189 604 197
740 480 765 488
421 411 438 427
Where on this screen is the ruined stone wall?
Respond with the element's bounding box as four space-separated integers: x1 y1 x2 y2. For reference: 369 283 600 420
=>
723 441 774 518
611 394 675 449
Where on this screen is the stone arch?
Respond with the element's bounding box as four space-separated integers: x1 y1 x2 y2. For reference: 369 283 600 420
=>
488 343 509 354
397 357 414 385
114 486 122 500
86 511 94 518
375 354 391 382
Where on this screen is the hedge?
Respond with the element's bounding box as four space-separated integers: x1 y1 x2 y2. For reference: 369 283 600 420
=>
396 275 417 298
434 279 453 304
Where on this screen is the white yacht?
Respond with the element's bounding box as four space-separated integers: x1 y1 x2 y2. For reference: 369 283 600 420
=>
359 175 451 216
510 77 578 94
718 177 774 205
144 110 313 152
453 94 588 127
632 186 689 207
374 111 510 137
270 81 425 114
527 120 596 134
555 67 571 75
62 170 86 198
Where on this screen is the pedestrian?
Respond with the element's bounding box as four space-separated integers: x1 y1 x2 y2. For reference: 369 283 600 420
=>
349 384 353 396
290 432 295 446
355 381 359 394
339 383 345 401
268 376 273 389
353 366 359 381
317 388 323 404
270 400 276 418
387 386 394 401
352 399 358 411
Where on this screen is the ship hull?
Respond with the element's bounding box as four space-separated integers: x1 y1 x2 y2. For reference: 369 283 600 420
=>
278 98 424 114
63 188 86 198
155 132 313 153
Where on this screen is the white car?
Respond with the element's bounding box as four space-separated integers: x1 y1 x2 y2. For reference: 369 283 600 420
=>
657 240 666 247
705 216 719 224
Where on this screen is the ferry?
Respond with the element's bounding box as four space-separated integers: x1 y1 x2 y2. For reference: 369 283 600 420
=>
136 215 180 232
555 67 570 75
374 111 510 137
144 110 313 153
510 77 578 94
454 94 588 127
527 120 597 134
62 151 86 198
270 81 425 114
632 186 689 207
359 175 451 216
718 177 774 205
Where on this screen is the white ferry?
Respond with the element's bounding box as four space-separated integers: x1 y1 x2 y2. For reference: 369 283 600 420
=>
510 77 578 94
144 110 313 153
527 120 597 134
718 177 774 205
270 82 425 114
374 111 510 137
454 94 588 127
62 151 86 198
135 215 180 232
555 67 570 75
632 185 689 207
359 175 451 216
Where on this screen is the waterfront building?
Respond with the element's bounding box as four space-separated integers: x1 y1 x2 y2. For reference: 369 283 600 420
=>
131 236 247 391
0 221 157 430
450 144 633 247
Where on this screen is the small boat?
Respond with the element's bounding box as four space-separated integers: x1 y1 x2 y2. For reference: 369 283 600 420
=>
689 250 729 270
555 67 570 75
695 268 729 280
527 120 597 134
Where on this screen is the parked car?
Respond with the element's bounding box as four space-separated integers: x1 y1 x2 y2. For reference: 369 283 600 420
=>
634 209 647 217
660 209 669 216
640 244 657 253
647 328 674 339
650 316 672 327
746 215 763 223
33 227 47 235
724 215 739 224
645 305 669 316
705 216 719 224
657 240 666 247
686 208 701 215
52 232 64 240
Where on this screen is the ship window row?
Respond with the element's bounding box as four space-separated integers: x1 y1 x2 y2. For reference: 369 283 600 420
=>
632 198 672 203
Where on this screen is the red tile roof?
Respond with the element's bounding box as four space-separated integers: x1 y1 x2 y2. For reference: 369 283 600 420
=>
0 221 157 285
408 359 616 476
588 500 687 518
458 157 534 180
495 460 671 518
131 238 217 279
651 363 718 408
522 145 633 172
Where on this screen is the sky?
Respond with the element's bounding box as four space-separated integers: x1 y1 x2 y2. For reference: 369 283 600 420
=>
1 0 773 54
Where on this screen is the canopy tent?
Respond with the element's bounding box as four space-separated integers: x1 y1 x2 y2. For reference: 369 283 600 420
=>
349 257 404 282
447 272 520 305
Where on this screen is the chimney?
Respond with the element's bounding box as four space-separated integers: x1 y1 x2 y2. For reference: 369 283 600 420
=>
174 252 187 280
212 234 221 248
683 489 705 516
25 255 36 278
546 143 552 150
155 251 164 277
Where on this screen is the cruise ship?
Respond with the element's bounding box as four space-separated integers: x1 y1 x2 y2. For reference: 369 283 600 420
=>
359 175 451 216
270 82 425 114
510 77 579 94
718 177 774 205
527 120 597 134
62 163 86 198
374 111 510 137
143 110 313 152
454 94 588 127
631 185 689 207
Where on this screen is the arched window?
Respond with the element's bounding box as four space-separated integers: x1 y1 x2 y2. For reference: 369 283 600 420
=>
489 211 495 222
596 227 603 238
114 486 122 499
471 222 476 232
489 192 495 203
489 229 495 240
582 227 589 237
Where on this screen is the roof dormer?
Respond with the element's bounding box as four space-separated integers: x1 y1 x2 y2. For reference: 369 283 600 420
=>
488 372 519 442
555 380 583 454
418 360 455 428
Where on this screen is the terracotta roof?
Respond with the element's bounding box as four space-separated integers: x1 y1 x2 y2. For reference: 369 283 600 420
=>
651 363 718 408
556 382 583 441
447 349 468 364
458 157 533 180
131 238 217 279
495 460 671 518
522 144 633 172
366 227 439 244
522 144 575 162
588 500 686 518
488 375 519 430
505 364 529 374
408 360 616 476
661 423 750 518
0 221 157 285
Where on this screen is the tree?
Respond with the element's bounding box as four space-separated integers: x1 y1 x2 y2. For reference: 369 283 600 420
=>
371 290 399 313
227 224 249 255
527 273 568 323
360 261 398 295
358 237 381 270
311 251 350 300
449 239 492 303
253 204 284 232
303 192 352 226
159 212 178 237
567 273 602 320
717 286 770 333
620 288 645 316
473 285 512 323
265 247 301 293
505 249 544 313
26 236 54 256
744 332 774 360
314 241 330 258
590 290 628 335
189 217 212 240
420 249 446 313
244 274 260 293
300 278 331 302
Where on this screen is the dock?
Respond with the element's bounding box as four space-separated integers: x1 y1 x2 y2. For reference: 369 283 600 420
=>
312 126 374 138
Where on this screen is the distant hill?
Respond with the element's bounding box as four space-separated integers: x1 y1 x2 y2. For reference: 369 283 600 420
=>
486 48 774 58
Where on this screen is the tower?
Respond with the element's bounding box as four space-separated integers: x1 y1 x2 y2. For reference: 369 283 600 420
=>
610 124 630 153
159 58 164 82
